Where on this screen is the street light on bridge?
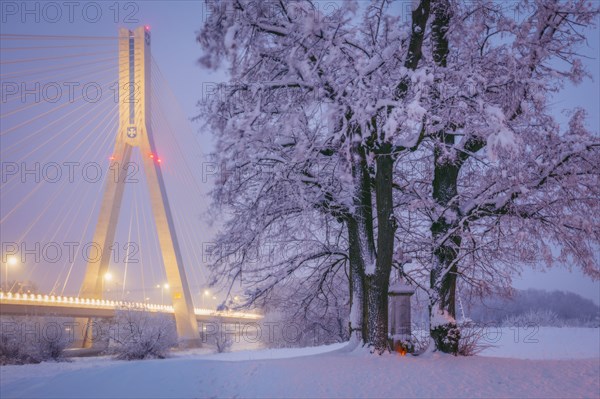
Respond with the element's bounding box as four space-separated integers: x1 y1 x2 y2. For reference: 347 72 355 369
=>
201 289 211 308
158 283 169 305
3 256 19 292
103 272 114 299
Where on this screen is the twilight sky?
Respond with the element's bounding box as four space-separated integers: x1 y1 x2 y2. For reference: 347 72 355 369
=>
1 1 598 305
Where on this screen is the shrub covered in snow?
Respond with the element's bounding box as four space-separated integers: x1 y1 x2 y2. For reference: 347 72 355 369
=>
201 330 233 353
431 323 460 355
457 321 494 356
0 316 70 365
107 308 178 360
430 311 460 355
0 334 34 365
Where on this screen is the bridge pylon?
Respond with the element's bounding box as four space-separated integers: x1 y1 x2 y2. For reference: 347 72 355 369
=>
78 26 200 348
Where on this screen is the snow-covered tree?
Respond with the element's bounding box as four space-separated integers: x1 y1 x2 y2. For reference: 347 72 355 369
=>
394 0 599 353
198 0 434 351
197 0 599 353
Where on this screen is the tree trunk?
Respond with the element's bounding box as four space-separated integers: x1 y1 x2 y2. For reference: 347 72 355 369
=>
345 127 398 352
367 144 397 352
347 216 369 341
346 141 376 342
430 136 461 354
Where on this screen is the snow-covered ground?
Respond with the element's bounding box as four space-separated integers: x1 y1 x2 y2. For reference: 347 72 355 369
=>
1 328 598 398
480 326 600 360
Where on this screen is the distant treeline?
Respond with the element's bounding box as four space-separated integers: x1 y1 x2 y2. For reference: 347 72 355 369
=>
465 289 599 327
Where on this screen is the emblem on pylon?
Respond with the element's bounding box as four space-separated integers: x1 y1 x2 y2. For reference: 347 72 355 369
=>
127 126 137 138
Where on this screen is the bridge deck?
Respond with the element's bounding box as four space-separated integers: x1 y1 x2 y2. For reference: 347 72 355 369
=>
0 292 261 323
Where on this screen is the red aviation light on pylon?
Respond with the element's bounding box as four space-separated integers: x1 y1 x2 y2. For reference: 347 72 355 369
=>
144 25 151 31
148 153 162 164
109 155 115 161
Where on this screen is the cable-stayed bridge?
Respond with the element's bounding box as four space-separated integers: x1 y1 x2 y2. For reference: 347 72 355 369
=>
0 27 254 347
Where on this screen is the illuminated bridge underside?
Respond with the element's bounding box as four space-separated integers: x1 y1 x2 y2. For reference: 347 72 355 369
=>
0 292 261 324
